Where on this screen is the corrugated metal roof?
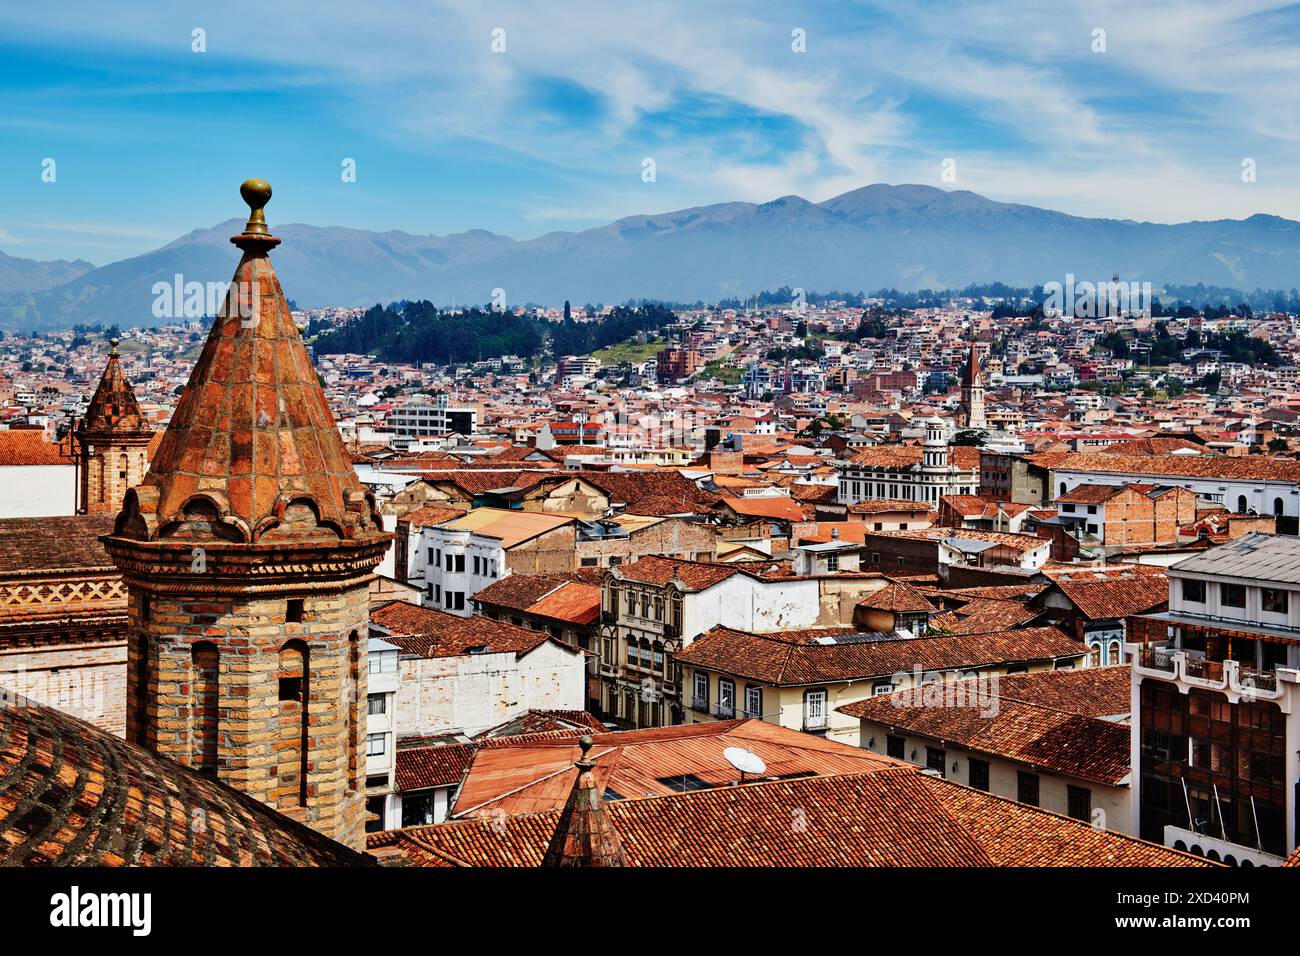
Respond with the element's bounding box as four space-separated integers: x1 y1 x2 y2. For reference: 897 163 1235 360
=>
1170 532 1300 583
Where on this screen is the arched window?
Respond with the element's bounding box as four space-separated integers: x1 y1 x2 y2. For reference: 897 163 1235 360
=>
277 640 310 808
1059 482 1067 497
1274 497 1285 517
1107 642 1121 666
191 641 219 776
118 452 129 484
1237 495 1248 513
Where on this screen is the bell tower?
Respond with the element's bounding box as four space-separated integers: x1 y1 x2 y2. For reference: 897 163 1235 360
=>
77 339 153 514
959 341 986 430
103 179 391 850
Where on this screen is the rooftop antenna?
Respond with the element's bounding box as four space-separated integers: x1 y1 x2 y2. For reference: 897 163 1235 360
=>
723 746 767 783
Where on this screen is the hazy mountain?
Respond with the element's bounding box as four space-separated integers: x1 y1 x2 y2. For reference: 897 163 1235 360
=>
4 184 1300 330
0 249 94 294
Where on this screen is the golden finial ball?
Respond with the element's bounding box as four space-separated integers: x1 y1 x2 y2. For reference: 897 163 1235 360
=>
240 178 272 212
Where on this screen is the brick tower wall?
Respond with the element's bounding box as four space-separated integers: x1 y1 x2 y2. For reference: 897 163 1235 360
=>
81 442 150 515
125 579 370 851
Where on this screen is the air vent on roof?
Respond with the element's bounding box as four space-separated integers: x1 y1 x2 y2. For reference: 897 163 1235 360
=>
465 644 489 654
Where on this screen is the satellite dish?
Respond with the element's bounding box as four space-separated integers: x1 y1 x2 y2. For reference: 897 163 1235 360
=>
723 747 767 778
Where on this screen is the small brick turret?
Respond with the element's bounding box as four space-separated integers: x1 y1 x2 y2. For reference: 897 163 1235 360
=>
77 339 153 514
102 179 391 850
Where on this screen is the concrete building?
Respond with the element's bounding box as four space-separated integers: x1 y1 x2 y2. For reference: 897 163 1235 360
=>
1128 532 1300 865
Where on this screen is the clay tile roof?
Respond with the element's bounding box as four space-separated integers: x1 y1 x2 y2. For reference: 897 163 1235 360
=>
715 495 811 521
370 600 555 658
1056 483 1124 504
614 555 741 591
398 505 467 529
0 430 64 466
1045 574 1169 620
448 719 902 820
856 580 936 613
675 625 1085 686
841 689 1131 785
473 573 575 611
80 347 149 434
0 694 372 866
527 581 601 625
0 514 117 574
368 765 1204 867
1046 451 1300 482
946 597 1041 634
113 193 385 545
994 666 1132 719
848 498 934 515
395 743 475 792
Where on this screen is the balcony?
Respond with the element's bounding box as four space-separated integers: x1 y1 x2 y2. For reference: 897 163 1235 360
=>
691 696 708 712
601 610 617 625
803 714 828 732
1133 645 1289 701
715 704 735 720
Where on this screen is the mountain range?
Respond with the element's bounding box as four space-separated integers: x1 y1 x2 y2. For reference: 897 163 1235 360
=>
3 184 1299 331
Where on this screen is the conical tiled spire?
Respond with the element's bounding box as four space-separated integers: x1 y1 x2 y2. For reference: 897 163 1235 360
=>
81 339 148 435
542 735 627 867
114 179 384 544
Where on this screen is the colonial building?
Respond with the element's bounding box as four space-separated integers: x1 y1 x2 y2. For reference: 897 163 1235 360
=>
597 555 821 727
838 420 979 507
675 623 1088 744
102 180 391 852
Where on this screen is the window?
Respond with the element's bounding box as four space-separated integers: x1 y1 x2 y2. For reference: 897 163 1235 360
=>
804 689 828 730
870 552 880 564
453 592 465 611
1182 578 1205 603
826 553 839 571
926 747 947 777
745 685 762 718
1017 771 1040 806
473 555 481 575
366 733 386 757
1221 583 1246 608
1067 785 1092 822
693 672 708 709
886 735 905 760
278 676 303 702
601 638 613 665
367 694 386 716
580 557 598 567
718 679 735 718
1263 588 1289 615
1086 505 1097 515
968 758 990 791
286 599 304 623
454 554 465 573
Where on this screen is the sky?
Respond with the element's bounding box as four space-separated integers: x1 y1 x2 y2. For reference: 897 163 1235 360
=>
2 0 1299 265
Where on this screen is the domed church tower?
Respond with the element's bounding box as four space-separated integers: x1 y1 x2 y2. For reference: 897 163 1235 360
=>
76 339 154 514
103 180 390 850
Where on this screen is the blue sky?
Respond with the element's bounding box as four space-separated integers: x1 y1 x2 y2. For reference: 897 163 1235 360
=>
2 0 1299 264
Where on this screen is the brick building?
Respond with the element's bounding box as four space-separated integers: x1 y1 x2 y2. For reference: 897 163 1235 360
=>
1054 482 1198 552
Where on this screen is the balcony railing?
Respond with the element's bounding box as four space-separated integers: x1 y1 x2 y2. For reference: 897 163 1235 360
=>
715 704 735 720
803 714 828 732
1184 656 1224 683
1139 647 1176 673
1237 665 1278 694
692 696 708 711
